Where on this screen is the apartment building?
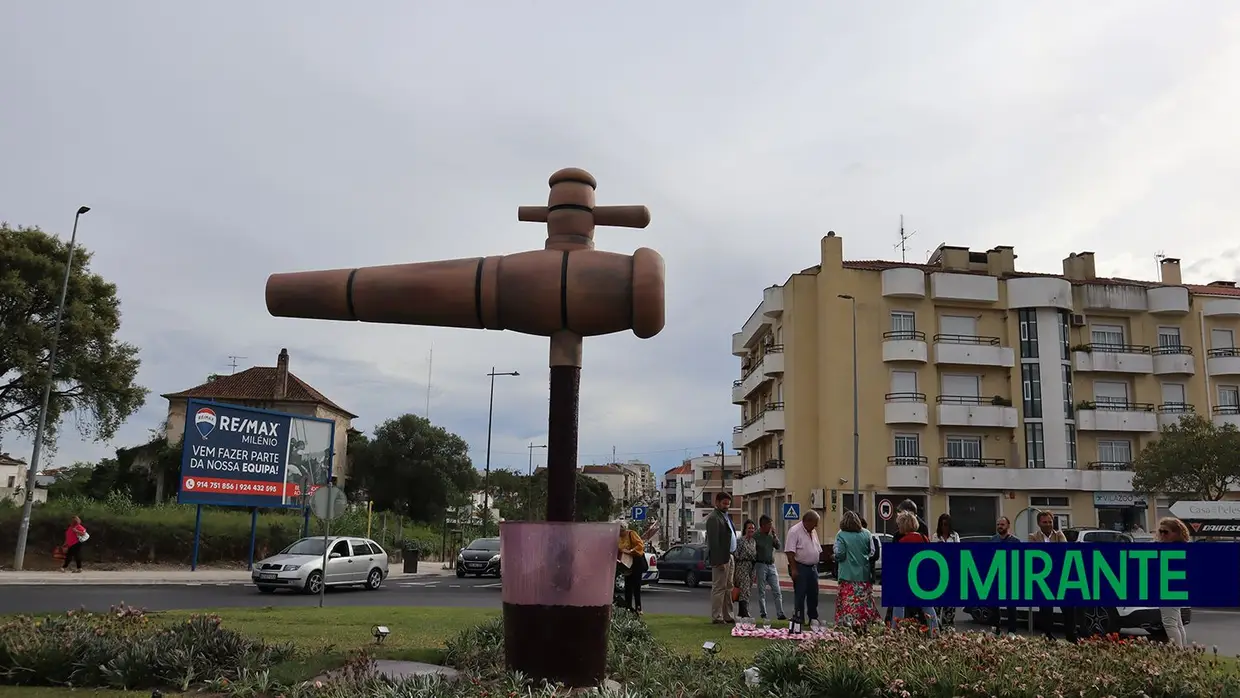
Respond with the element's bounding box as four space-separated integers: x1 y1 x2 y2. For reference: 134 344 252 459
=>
732 232 1240 538
661 463 695 544
689 453 743 538
617 460 657 500
581 464 633 506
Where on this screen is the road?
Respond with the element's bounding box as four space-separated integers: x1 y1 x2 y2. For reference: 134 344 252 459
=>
4 576 1239 654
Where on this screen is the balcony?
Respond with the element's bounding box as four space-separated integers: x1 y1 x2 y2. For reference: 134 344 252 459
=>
937 458 1006 489
884 392 929 425
1006 276 1073 310
1207 348 1240 376
1151 346 1195 376
882 331 928 363
1157 403 1195 429
881 267 926 298
930 272 999 304
732 359 773 403
886 455 930 488
762 403 786 433
732 425 744 450
1147 286 1190 314
1087 461 1133 472
1079 284 1149 313
1072 344 1153 374
938 463 1134 491
935 395 1019 428
761 345 785 375
933 335 1015 368
1203 298 1240 318
735 459 786 496
1213 405 1240 429
1076 401 1158 432
732 286 784 355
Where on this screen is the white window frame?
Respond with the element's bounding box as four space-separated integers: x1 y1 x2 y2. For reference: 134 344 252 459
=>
1097 439 1133 465
1157 326 1182 348
945 435 982 462
1212 328 1235 349
1090 324 1125 346
1161 382 1187 405
1219 385 1240 407
1093 381 1129 405
890 370 919 396
941 373 981 398
890 311 916 334
893 433 920 465
940 314 978 339
1030 495 1070 508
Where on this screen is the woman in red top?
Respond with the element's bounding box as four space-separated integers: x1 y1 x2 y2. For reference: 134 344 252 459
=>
888 512 939 633
62 516 87 573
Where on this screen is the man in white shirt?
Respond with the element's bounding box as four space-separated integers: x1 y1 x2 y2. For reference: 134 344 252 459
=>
784 509 822 628
1027 510 1076 642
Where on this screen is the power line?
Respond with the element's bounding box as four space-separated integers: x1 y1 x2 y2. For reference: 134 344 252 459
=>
467 445 723 459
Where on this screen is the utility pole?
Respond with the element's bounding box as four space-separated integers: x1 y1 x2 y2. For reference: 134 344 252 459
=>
526 442 547 520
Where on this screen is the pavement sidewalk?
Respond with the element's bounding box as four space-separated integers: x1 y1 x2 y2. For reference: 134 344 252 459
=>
777 577 879 593
0 562 456 586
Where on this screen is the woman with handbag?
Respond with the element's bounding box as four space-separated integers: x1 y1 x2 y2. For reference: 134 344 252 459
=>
62 516 88 573
732 520 758 619
617 528 647 615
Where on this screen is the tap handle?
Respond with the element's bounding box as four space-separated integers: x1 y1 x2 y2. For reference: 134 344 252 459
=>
516 204 650 229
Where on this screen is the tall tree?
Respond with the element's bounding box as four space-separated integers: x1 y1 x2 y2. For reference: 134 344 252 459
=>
0 224 147 444
347 414 477 522
1132 413 1240 500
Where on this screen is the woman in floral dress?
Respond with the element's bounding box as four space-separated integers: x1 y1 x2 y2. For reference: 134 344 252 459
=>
832 510 881 629
732 520 758 618
933 513 960 628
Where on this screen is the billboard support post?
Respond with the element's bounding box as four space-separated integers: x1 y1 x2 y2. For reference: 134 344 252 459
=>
247 507 258 571
303 507 310 538
191 505 203 572
318 489 334 609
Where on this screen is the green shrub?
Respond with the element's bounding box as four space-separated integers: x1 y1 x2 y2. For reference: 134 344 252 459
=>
0 495 439 565
0 604 294 691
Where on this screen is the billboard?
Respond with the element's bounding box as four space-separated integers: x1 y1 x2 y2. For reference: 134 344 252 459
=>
178 400 335 509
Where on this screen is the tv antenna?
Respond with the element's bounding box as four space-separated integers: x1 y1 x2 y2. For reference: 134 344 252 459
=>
1155 251 1166 282
226 355 246 374
893 215 916 262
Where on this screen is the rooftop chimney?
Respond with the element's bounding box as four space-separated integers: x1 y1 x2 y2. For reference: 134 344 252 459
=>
1159 258 1182 285
275 348 290 399
986 246 1016 276
820 232 843 269
1208 280 1237 288
1062 252 1097 281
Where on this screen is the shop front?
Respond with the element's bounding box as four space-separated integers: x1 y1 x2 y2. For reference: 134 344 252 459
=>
1094 492 1148 533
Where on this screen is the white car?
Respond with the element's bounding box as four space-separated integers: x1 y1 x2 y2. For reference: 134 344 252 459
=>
252 536 389 594
614 551 660 591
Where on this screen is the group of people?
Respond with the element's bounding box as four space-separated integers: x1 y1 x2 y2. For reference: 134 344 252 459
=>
698 493 1193 648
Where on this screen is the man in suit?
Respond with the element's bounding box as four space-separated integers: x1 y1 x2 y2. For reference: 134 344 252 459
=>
1028 510 1077 642
705 491 737 624
990 516 1021 635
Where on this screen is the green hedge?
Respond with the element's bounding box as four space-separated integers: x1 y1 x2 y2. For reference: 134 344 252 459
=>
0 495 439 566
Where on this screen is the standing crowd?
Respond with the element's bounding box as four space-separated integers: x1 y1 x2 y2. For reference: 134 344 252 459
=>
697 491 1192 648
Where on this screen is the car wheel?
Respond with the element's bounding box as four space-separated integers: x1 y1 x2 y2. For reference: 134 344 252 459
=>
303 570 324 595
365 568 383 590
685 571 699 588
1077 607 1119 638
456 568 466 578
257 586 275 594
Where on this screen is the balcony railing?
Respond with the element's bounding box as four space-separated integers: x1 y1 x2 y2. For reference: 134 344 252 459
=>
1082 343 1151 354
763 459 785 470
883 330 926 341
766 344 784 354
1087 461 1133 471
1213 405 1240 416
1158 403 1195 414
887 455 929 466
736 345 785 382
933 334 1001 346
764 402 785 411
732 379 742 388
1079 400 1155 412
938 457 1005 468
885 391 927 403
1152 345 1193 355
1208 347 1240 358
936 394 1013 407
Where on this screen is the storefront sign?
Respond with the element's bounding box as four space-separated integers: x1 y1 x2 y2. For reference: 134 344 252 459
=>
1094 492 1148 508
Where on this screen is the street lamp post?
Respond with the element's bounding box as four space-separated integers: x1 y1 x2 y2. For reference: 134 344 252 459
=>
13 206 90 571
838 294 859 517
526 442 547 520
483 368 520 537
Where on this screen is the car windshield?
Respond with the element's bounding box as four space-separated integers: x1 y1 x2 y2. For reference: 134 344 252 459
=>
467 539 500 551
282 538 327 556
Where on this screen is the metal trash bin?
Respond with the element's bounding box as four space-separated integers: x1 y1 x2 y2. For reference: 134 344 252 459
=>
402 546 420 574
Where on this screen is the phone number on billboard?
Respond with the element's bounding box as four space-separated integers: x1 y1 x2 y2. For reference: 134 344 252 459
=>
183 478 282 495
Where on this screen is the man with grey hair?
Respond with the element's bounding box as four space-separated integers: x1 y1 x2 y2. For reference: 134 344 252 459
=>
784 509 822 630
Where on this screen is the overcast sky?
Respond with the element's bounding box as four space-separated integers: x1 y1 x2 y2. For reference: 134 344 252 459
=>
3 2 1239 480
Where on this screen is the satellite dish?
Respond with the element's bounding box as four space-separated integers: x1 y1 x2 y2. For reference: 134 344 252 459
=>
1012 507 1039 540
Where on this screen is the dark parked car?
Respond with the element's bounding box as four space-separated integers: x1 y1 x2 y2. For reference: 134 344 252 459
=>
456 537 501 578
656 544 713 588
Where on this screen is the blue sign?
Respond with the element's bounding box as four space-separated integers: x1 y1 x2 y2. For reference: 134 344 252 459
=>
178 400 335 509
880 543 1240 608
782 503 800 521
631 505 647 521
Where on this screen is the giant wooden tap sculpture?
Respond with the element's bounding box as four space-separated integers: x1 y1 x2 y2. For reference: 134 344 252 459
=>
265 168 666 521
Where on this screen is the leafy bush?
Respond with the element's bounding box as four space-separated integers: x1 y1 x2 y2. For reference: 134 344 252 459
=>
754 624 1240 697
0 604 294 691
0 494 439 565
